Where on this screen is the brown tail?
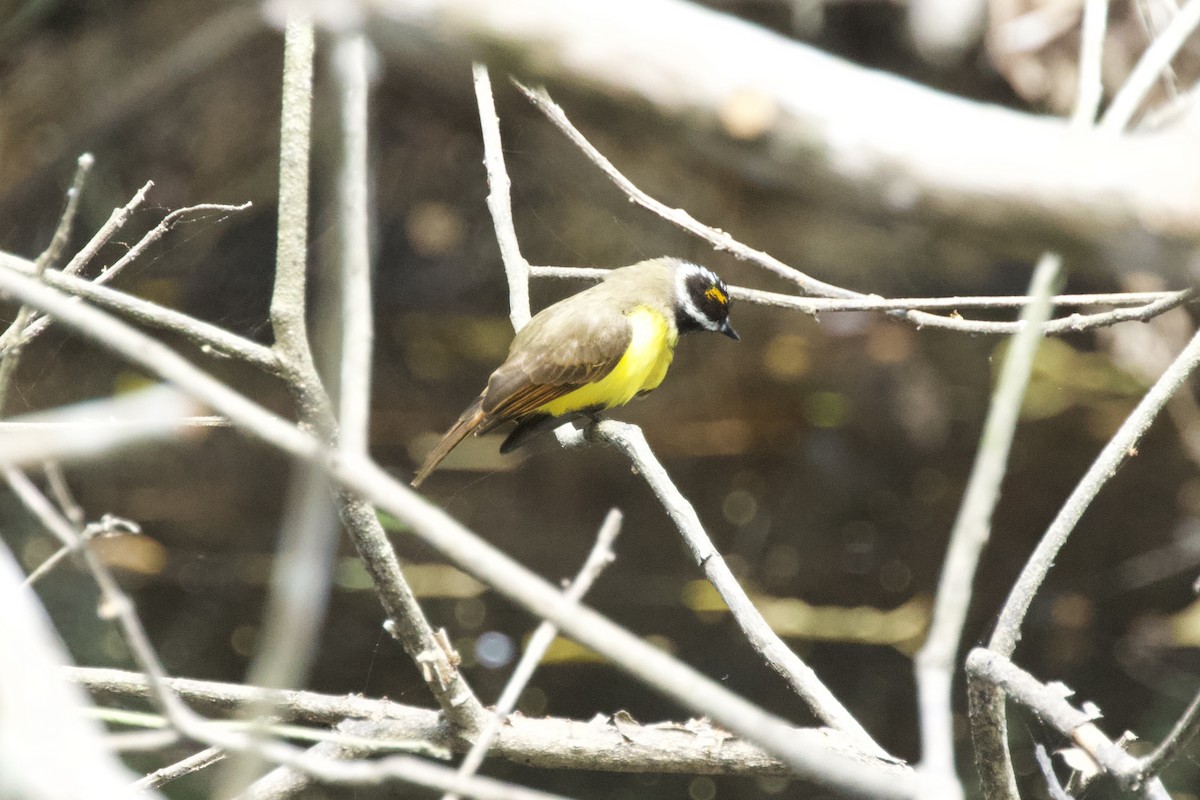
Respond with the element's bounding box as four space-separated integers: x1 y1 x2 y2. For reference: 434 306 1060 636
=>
411 396 487 488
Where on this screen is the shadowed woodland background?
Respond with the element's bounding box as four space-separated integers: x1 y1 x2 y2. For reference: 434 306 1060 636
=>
2 1 1200 797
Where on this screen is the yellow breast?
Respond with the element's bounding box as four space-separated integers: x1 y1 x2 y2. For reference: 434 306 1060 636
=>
537 306 678 417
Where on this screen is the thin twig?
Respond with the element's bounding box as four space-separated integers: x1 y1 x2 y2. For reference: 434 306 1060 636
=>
515 82 849 299
58 181 153 279
444 509 623 800
1101 0 1200 131
1033 743 1075 800
0 416 229 435
22 513 140 588
990 323 1200 652
3 466 206 730
6 452 555 799
474 64 531 329
584 421 889 758
69 665 868 777
531 265 1192 334
516 83 1190 337
233 717 457 800
477 64 887 759
0 200 253 358
0 250 278 371
1072 0 1110 128
38 154 95 273
92 706 445 758
532 267 1177 308
44 461 85 528
966 650 1170 797
22 540 75 587
0 268 916 798
0 154 93 412
267 15 486 732
917 252 1062 799
1140 681 1200 778
132 746 228 791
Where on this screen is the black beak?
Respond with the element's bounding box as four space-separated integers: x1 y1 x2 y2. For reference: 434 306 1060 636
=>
720 320 740 341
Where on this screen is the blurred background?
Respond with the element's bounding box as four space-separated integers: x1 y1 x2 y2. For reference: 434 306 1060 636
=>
2 1 1200 797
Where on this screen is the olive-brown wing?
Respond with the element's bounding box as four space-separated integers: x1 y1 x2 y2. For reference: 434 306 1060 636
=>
481 299 632 422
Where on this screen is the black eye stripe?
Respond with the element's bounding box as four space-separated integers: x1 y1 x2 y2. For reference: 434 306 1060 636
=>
684 273 730 322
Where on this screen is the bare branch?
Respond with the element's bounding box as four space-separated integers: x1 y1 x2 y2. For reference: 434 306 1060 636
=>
3 466 206 735
267 14 486 732
515 82 848 299
0 250 278 371
1071 0 1110 128
0 415 227 435
22 513 139 588
0 154 94 411
270 14 317 377
516 84 1192 338
530 265 1194 334
38 154 95 273
991 322 1200 654
333 31 376 455
70 666 875 778
445 509 623 800
917 252 1063 799
1140 681 1200 778
0 200 254 359
966 649 1170 798
1102 0 1200 131
132 746 228 791
44 460 86 528
0 268 916 797
474 64 532 329
228 717 572 800
583 420 889 758
1033 743 1075 800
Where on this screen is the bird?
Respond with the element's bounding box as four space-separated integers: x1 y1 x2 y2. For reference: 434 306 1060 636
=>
411 257 739 487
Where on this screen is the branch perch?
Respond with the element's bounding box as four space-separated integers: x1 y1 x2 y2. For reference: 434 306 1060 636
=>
0 265 916 797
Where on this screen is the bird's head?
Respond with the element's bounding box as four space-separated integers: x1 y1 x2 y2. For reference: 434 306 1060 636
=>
674 261 739 340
